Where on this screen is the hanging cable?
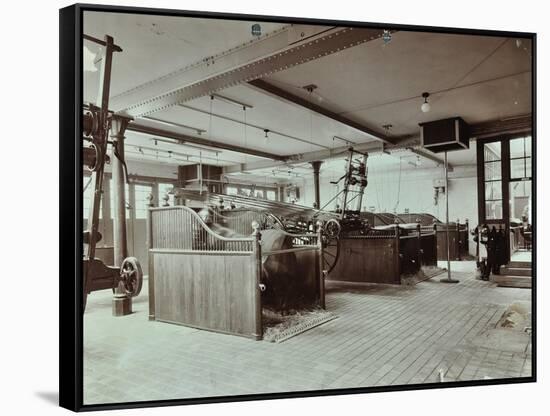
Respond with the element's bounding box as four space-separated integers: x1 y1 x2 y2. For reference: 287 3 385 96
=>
243 105 248 166
371 160 381 212
83 175 93 192
393 158 403 213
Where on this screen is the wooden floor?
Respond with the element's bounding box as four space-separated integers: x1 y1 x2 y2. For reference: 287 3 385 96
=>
511 250 532 262
83 261 532 405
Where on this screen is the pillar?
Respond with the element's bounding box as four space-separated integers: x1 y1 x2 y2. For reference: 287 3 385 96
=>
311 161 323 209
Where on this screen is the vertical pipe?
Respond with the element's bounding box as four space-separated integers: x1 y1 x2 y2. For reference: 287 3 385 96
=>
252 223 263 340
433 221 438 263
111 116 133 315
456 219 461 260
417 222 422 266
112 130 128 266
446 152 451 277
395 224 401 282
441 151 459 283
317 222 325 309
311 161 322 209
465 218 469 256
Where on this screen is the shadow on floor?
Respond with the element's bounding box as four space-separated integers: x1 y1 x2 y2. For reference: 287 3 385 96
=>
35 391 58 406
325 280 417 297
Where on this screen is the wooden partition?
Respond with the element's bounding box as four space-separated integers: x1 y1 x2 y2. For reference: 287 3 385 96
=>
148 206 261 339
329 227 408 285
148 206 323 340
435 222 469 261
329 234 401 284
419 226 438 266
328 225 435 285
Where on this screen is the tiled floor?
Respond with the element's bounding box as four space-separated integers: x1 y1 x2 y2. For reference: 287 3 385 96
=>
83 261 532 404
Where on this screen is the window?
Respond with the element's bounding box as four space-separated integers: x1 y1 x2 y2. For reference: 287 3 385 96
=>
483 142 503 220
135 184 153 219
266 190 276 201
225 186 238 196
254 189 265 199
510 136 532 180
158 183 174 206
110 179 130 219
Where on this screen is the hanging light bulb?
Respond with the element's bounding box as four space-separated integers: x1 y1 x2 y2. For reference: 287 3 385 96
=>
421 92 431 113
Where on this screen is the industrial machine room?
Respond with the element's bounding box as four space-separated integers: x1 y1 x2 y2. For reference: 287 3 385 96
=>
78 9 533 405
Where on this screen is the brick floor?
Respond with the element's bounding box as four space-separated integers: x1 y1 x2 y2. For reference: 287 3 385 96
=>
83 261 532 404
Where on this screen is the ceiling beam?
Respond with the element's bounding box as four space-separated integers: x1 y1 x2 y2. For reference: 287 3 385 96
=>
126 121 286 161
470 114 532 139
117 26 393 117
247 79 407 145
223 140 383 174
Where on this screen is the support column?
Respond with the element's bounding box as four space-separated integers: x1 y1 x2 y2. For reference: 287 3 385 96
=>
111 116 133 315
440 151 459 284
311 161 323 209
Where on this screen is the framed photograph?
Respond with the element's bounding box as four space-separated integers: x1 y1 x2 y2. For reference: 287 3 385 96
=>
59 3 536 411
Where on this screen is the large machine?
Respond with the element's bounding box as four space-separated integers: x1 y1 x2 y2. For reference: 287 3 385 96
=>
173 147 438 283
82 34 143 311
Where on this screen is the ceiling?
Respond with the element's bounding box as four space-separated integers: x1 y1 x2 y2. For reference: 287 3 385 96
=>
83 11 287 102
82 12 532 181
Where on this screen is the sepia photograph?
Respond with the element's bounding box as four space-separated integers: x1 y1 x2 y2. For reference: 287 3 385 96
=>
59 3 535 410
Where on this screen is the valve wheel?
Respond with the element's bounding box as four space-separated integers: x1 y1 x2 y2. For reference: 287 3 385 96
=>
322 236 340 276
119 257 143 297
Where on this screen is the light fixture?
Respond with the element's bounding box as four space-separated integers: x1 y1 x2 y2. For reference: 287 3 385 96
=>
211 93 253 109
146 137 219 154
421 92 431 113
264 129 270 139
140 116 206 135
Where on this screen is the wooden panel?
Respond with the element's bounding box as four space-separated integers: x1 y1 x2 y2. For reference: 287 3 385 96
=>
153 253 259 338
399 236 421 275
294 250 319 303
436 228 469 260
132 218 148 268
420 234 437 266
329 238 400 284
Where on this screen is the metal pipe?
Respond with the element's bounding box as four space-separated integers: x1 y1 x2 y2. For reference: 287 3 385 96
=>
140 116 206 135
440 150 459 283
111 122 129 266
311 161 322 208
446 151 450 278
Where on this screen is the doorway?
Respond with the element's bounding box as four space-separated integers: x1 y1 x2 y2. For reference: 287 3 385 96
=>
477 135 532 265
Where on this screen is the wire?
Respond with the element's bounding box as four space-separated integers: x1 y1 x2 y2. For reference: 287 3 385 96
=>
393 158 402 213
243 106 248 165
83 175 93 192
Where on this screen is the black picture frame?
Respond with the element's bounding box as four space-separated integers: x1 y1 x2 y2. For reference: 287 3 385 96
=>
60 3 536 411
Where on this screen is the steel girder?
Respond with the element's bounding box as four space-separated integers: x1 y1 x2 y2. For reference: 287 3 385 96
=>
117 26 391 117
